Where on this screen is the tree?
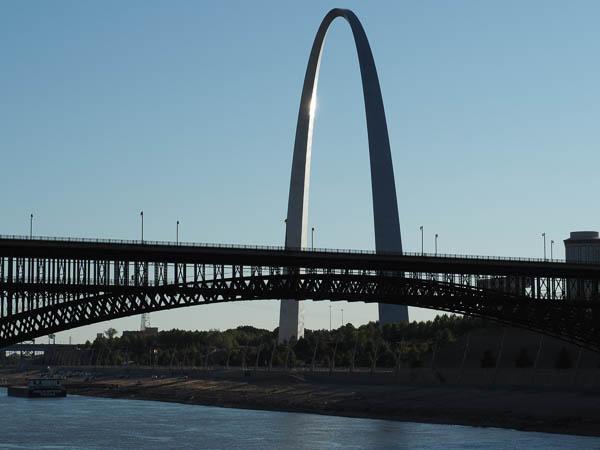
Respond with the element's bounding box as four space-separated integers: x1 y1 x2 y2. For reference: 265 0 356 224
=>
514 347 533 368
105 327 118 339
554 347 572 370
481 349 496 368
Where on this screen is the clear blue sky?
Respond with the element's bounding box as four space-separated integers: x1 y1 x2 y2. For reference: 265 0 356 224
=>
2 1 599 343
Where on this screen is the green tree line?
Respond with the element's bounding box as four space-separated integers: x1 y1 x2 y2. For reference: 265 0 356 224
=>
85 314 491 368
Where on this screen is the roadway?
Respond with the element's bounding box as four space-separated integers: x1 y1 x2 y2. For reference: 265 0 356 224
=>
1 236 599 279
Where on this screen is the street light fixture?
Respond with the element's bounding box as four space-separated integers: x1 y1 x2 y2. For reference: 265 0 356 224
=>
542 232 546 260
420 226 424 255
29 214 34 239
311 227 315 250
435 233 438 256
551 240 554 261
140 211 144 244
176 220 180 245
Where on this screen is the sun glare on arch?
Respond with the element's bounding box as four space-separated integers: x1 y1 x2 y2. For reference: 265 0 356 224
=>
309 95 317 117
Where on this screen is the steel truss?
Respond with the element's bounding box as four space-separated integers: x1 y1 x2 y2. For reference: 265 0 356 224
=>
1 239 600 350
1 271 599 351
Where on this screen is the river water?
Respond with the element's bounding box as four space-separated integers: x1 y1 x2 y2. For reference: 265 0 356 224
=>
1 388 598 449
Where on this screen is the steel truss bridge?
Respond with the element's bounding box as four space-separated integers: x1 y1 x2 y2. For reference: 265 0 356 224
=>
1 236 600 351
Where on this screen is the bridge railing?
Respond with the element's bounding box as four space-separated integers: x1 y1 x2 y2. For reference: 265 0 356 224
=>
0 234 577 265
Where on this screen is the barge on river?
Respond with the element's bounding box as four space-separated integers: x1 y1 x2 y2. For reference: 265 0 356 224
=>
7 378 67 398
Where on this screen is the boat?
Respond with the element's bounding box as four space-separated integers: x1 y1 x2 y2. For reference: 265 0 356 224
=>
7 378 67 398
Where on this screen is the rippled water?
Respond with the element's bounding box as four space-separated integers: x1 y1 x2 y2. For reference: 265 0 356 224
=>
1 388 598 449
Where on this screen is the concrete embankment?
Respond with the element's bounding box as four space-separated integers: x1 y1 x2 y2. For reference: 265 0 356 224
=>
2 366 600 437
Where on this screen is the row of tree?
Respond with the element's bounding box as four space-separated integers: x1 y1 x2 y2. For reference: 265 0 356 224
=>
87 315 489 369
1 315 583 370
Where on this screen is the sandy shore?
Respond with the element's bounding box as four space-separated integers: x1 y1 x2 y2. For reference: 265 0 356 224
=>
3 367 600 438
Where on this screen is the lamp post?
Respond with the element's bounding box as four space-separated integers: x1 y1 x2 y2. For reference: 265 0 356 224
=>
420 226 424 255
176 220 179 245
341 308 344 327
542 232 546 260
29 214 34 239
435 234 438 256
551 240 554 261
329 304 332 332
140 211 144 244
311 227 315 250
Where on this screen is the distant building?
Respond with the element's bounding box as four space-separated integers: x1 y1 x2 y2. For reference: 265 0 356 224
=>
564 231 600 299
122 312 159 337
142 327 158 335
122 327 158 337
564 231 600 263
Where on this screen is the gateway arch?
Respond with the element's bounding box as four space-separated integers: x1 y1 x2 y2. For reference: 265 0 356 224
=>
279 8 407 342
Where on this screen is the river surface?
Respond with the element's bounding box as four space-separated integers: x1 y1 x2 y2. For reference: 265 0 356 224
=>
1 388 598 449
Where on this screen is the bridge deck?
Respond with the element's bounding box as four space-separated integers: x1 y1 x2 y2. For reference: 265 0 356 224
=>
0 236 598 278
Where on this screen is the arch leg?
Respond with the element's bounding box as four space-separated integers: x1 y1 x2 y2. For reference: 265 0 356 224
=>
279 8 407 342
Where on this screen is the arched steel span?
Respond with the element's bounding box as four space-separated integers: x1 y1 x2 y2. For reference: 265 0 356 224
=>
280 9 406 342
2 274 599 351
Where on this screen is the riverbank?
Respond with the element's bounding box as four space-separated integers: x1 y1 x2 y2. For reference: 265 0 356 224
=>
2 367 600 438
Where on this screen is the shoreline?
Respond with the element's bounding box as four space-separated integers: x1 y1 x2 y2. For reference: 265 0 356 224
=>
3 368 600 438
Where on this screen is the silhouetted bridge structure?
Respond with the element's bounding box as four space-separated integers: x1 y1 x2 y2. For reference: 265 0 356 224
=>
1 236 600 351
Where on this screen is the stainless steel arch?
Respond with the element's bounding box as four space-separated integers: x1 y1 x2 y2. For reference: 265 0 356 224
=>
278 8 407 342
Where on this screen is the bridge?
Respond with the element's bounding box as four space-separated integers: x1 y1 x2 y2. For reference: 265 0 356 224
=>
4 9 599 352
1 236 600 351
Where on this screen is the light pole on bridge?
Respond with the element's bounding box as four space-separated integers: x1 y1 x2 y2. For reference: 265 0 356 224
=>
551 240 554 261
29 214 34 239
435 233 438 256
341 308 344 327
176 220 180 245
311 227 315 250
420 226 424 255
329 304 332 332
542 232 546 260
140 211 144 244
